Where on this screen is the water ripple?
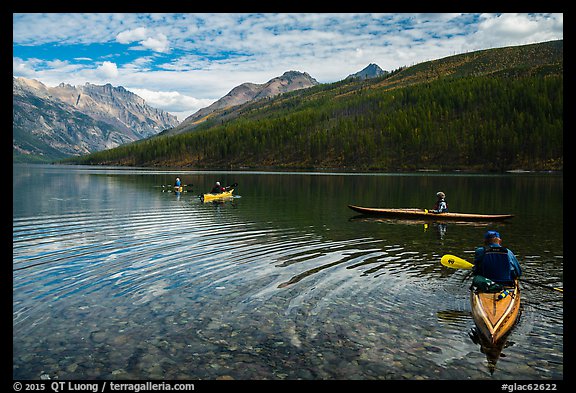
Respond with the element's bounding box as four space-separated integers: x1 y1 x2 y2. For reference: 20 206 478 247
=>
13 185 563 380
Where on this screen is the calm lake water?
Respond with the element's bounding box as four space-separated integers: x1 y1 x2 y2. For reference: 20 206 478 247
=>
13 164 563 380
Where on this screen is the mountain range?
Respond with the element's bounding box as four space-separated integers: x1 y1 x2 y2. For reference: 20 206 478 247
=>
13 70 325 162
13 78 179 162
14 64 387 162
164 71 319 136
16 39 564 171
64 40 563 172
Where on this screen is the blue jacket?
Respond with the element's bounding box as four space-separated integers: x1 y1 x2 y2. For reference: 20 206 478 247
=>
473 243 522 284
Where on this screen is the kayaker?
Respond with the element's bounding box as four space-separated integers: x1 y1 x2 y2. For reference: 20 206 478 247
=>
175 177 181 187
473 230 522 285
430 191 448 213
210 181 225 194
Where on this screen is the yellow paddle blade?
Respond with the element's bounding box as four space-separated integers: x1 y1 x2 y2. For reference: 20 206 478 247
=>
441 254 474 269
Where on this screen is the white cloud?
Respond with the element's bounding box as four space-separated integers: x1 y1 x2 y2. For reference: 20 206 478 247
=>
13 57 41 78
472 13 564 49
130 88 215 120
96 61 119 79
479 13 542 38
140 33 170 53
116 27 149 44
116 27 170 53
13 13 129 45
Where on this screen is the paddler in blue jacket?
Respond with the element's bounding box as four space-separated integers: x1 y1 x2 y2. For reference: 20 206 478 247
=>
473 230 522 285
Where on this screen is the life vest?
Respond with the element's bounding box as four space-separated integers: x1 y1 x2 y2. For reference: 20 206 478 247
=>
433 199 448 212
476 246 513 284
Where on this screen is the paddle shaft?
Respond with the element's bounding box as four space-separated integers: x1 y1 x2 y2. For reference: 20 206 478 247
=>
520 278 563 293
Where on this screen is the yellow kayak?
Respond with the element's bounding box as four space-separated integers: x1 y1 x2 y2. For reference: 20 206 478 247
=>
201 189 234 202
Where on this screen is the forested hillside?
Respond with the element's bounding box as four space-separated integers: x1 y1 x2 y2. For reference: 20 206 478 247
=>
64 40 563 172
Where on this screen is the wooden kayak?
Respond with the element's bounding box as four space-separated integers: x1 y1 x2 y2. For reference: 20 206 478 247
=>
347 205 514 221
470 279 520 344
201 189 234 202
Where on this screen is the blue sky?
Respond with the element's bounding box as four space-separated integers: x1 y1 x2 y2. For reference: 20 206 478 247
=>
13 13 563 120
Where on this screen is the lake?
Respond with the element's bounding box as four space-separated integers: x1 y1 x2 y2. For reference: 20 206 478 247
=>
12 164 563 380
